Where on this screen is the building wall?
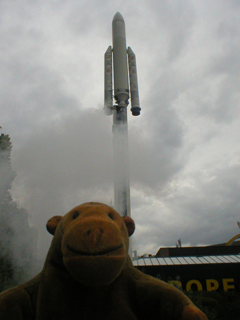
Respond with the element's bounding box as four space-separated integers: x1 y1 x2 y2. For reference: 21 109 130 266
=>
136 263 240 292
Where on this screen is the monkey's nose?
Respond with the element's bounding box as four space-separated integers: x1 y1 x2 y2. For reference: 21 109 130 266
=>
87 228 104 251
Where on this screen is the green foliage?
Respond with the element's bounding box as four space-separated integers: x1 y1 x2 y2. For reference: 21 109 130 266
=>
0 133 12 153
185 290 240 320
0 132 37 293
0 134 15 204
0 255 13 291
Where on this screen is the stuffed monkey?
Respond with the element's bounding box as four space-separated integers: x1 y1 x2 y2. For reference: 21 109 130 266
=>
0 202 208 320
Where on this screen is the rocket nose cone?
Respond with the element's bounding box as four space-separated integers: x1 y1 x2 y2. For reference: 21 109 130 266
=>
112 12 124 23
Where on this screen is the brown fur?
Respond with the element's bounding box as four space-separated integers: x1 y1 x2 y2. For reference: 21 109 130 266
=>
0 202 208 319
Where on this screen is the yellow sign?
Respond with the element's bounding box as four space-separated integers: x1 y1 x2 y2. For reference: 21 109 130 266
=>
168 278 235 292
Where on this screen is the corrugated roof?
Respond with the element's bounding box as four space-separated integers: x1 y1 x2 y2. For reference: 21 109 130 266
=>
133 254 240 267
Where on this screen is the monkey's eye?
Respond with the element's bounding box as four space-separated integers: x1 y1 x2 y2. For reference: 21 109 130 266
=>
108 213 114 220
72 211 79 220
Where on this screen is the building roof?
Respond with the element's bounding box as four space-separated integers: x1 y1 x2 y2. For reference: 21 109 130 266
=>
133 254 240 267
156 245 240 257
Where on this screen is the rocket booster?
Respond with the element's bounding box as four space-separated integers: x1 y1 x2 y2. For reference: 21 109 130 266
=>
104 12 141 116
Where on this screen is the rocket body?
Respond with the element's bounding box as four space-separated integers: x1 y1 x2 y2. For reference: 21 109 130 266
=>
104 12 140 116
112 12 129 107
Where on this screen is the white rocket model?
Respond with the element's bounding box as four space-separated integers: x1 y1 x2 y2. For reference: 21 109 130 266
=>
104 12 141 256
104 12 140 116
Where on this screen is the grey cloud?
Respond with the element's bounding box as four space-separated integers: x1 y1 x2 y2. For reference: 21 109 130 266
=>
169 164 240 244
129 86 185 192
1 61 79 143
132 163 240 255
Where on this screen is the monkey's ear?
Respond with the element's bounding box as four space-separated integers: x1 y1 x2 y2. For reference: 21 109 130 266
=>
46 216 63 235
123 216 135 237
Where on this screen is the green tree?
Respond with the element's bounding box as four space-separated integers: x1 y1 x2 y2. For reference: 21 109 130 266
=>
0 133 37 292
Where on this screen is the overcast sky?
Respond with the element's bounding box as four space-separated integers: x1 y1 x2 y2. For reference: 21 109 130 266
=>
1 0 239 262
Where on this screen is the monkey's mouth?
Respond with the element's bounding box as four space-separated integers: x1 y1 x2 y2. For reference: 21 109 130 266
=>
66 244 123 256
